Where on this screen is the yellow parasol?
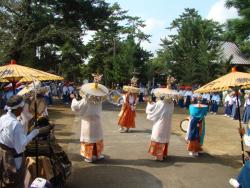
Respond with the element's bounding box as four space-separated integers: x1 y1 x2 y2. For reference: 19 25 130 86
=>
194 67 250 164
0 60 63 177
0 61 63 83
194 68 250 93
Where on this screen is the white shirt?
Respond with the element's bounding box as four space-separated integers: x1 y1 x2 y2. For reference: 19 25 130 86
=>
244 98 250 107
212 94 220 103
224 94 230 103
202 93 210 100
0 111 39 169
68 86 74 94
62 86 69 95
0 111 38 154
178 90 186 96
184 91 193 98
232 96 241 106
192 93 201 99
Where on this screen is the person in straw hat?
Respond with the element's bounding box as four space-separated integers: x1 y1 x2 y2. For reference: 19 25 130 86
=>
146 76 176 161
117 76 139 133
17 81 49 134
71 73 108 163
0 95 41 187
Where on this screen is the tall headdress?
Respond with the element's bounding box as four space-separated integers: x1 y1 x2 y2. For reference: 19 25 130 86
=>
123 76 140 94
153 75 179 98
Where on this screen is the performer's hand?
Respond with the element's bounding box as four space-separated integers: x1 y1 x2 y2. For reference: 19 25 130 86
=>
238 127 245 135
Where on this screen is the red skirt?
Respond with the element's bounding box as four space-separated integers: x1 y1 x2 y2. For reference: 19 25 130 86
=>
148 141 168 158
187 140 202 152
118 104 136 128
80 140 104 159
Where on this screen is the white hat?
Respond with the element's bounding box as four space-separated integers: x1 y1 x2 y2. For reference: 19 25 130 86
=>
80 83 108 97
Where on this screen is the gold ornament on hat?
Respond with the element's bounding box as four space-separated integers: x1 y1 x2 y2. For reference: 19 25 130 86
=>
92 73 103 89
153 75 179 99
122 76 140 93
130 76 138 87
166 76 176 89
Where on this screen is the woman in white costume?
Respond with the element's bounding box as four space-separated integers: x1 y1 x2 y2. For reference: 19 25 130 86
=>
146 76 177 161
71 73 108 163
146 97 174 161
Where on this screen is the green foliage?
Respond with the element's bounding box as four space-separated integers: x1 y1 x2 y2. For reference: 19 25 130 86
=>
0 0 110 80
153 8 226 85
87 3 152 86
224 0 250 56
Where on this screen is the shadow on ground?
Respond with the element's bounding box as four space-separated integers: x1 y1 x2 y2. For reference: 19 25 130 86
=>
65 166 163 188
68 152 242 169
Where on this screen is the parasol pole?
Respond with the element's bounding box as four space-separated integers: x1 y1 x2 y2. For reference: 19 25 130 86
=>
12 82 16 94
235 89 245 164
32 79 39 177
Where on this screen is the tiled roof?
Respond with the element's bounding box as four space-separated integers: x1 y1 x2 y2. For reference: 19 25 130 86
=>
221 42 250 65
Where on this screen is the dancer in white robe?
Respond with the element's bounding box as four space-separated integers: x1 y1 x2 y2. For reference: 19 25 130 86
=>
146 98 174 161
71 73 108 163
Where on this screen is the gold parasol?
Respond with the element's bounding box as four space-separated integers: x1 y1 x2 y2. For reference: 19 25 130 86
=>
153 76 179 98
122 76 140 94
194 68 250 93
194 67 250 164
0 60 63 83
0 60 63 177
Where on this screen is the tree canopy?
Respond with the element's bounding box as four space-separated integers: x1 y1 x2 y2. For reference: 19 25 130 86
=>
152 8 226 85
0 0 111 79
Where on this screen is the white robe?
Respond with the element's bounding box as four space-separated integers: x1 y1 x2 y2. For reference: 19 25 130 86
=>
71 97 103 143
0 111 39 169
146 100 174 143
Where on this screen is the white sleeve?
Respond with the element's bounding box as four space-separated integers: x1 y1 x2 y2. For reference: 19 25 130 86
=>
71 98 87 113
13 123 39 154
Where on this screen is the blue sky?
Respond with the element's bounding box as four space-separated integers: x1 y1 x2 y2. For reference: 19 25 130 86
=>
105 0 239 54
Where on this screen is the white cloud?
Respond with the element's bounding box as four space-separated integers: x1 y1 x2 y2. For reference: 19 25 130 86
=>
207 0 239 23
139 18 167 55
141 18 165 33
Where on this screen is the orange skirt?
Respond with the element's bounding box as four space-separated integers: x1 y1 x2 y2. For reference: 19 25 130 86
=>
80 140 103 159
187 140 202 152
118 104 135 128
148 141 168 158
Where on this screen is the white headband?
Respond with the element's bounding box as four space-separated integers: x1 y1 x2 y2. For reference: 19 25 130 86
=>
5 101 25 112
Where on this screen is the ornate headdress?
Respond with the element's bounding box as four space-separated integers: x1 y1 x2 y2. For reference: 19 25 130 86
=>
79 72 108 104
130 76 138 87
153 75 179 99
92 73 103 89
166 76 176 89
122 76 140 94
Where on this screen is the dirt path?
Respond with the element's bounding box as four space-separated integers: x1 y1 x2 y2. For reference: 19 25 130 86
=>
48 102 242 188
